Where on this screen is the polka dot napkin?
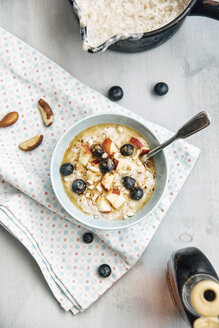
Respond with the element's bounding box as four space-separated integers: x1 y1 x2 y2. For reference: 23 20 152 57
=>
0 27 200 314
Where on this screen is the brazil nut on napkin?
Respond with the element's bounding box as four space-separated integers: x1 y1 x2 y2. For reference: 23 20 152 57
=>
0 27 200 314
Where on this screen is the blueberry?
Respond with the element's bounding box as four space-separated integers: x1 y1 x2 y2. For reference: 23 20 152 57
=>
72 179 86 194
120 144 134 156
82 232 94 244
98 264 112 278
91 144 104 158
122 176 136 190
108 86 123 102
154 82 169 96
60 163 74 176
99 158 115 173
130 187 143 200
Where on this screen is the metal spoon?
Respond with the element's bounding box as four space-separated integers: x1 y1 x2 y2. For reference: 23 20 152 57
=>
143 111 211 163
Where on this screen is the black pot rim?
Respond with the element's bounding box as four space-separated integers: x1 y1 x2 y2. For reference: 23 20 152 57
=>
72 0 197 52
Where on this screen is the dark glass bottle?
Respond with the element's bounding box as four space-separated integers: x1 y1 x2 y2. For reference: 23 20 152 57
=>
167 247 219 327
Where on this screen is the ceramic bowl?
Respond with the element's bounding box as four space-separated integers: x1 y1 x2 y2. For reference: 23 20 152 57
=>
50 113 168 230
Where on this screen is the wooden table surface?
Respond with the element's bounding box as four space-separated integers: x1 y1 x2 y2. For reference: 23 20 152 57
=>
0 1 218 327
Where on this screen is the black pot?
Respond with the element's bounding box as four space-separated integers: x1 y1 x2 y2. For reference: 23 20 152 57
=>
71 0 219 53
110 0 219 53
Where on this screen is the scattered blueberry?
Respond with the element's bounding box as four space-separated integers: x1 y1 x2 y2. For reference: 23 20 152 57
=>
82 232 94 244
91 144 105 158
98 264 112 278
122 176 136 190
130 187 144 200
108 86 123 102
120 144 134 156
154 82 169 96
72 179 86 194
99 158 115 173
60 163 74 176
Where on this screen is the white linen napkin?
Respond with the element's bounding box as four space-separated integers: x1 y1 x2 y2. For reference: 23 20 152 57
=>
0 27 200 314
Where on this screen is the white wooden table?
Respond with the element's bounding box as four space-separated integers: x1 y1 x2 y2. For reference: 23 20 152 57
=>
0 1 218 327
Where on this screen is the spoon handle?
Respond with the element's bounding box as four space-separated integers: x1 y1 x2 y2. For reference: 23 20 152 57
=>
146 111 211 160
175 111 211 139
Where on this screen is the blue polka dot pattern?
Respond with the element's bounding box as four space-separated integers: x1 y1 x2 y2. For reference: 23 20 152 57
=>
0 27 200 314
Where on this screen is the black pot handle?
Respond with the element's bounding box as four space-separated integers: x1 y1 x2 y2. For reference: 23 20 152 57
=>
190 0 219 20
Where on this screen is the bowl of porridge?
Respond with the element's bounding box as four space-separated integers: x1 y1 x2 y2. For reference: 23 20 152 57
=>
51 113 168 230
70 0 219 53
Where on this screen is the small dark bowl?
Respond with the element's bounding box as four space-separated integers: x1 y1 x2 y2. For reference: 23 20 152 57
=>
70 0 219 53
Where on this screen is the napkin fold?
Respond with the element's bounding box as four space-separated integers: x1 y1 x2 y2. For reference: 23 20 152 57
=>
0 27 200 314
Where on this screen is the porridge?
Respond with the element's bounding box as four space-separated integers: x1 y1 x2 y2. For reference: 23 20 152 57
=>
76 0 191 48
60 124 156 221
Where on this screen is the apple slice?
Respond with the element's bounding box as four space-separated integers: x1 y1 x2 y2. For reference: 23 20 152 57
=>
130 137 144 149
83 145 91 153
102 138 118 155
86 170 98 184
112 188 120 195
96 196 111 213
106 191 126 209
91 160 100 165
78 145 92 166
101 173 114 191
140 148 150 156
113 158 119 170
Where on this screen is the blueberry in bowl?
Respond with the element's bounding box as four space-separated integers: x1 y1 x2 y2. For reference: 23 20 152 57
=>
91 144 105 157
120 144 134 156
60 163 74 176
72 179 86 194
122 176 136 190
99 158 115 173
130 187 144 200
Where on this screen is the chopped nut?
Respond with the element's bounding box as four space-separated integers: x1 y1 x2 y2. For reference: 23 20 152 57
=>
19 135 43 151
96 183 103 192
0 112 19 128
127 211 135 217
102 152 108 159
132 149 140 160
117 126 124 133
87 162 100 172
38 98 54 127
64 175 75 182
93 194 98 201
94 175 101 182
88 185 94 189
88 139 93 146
